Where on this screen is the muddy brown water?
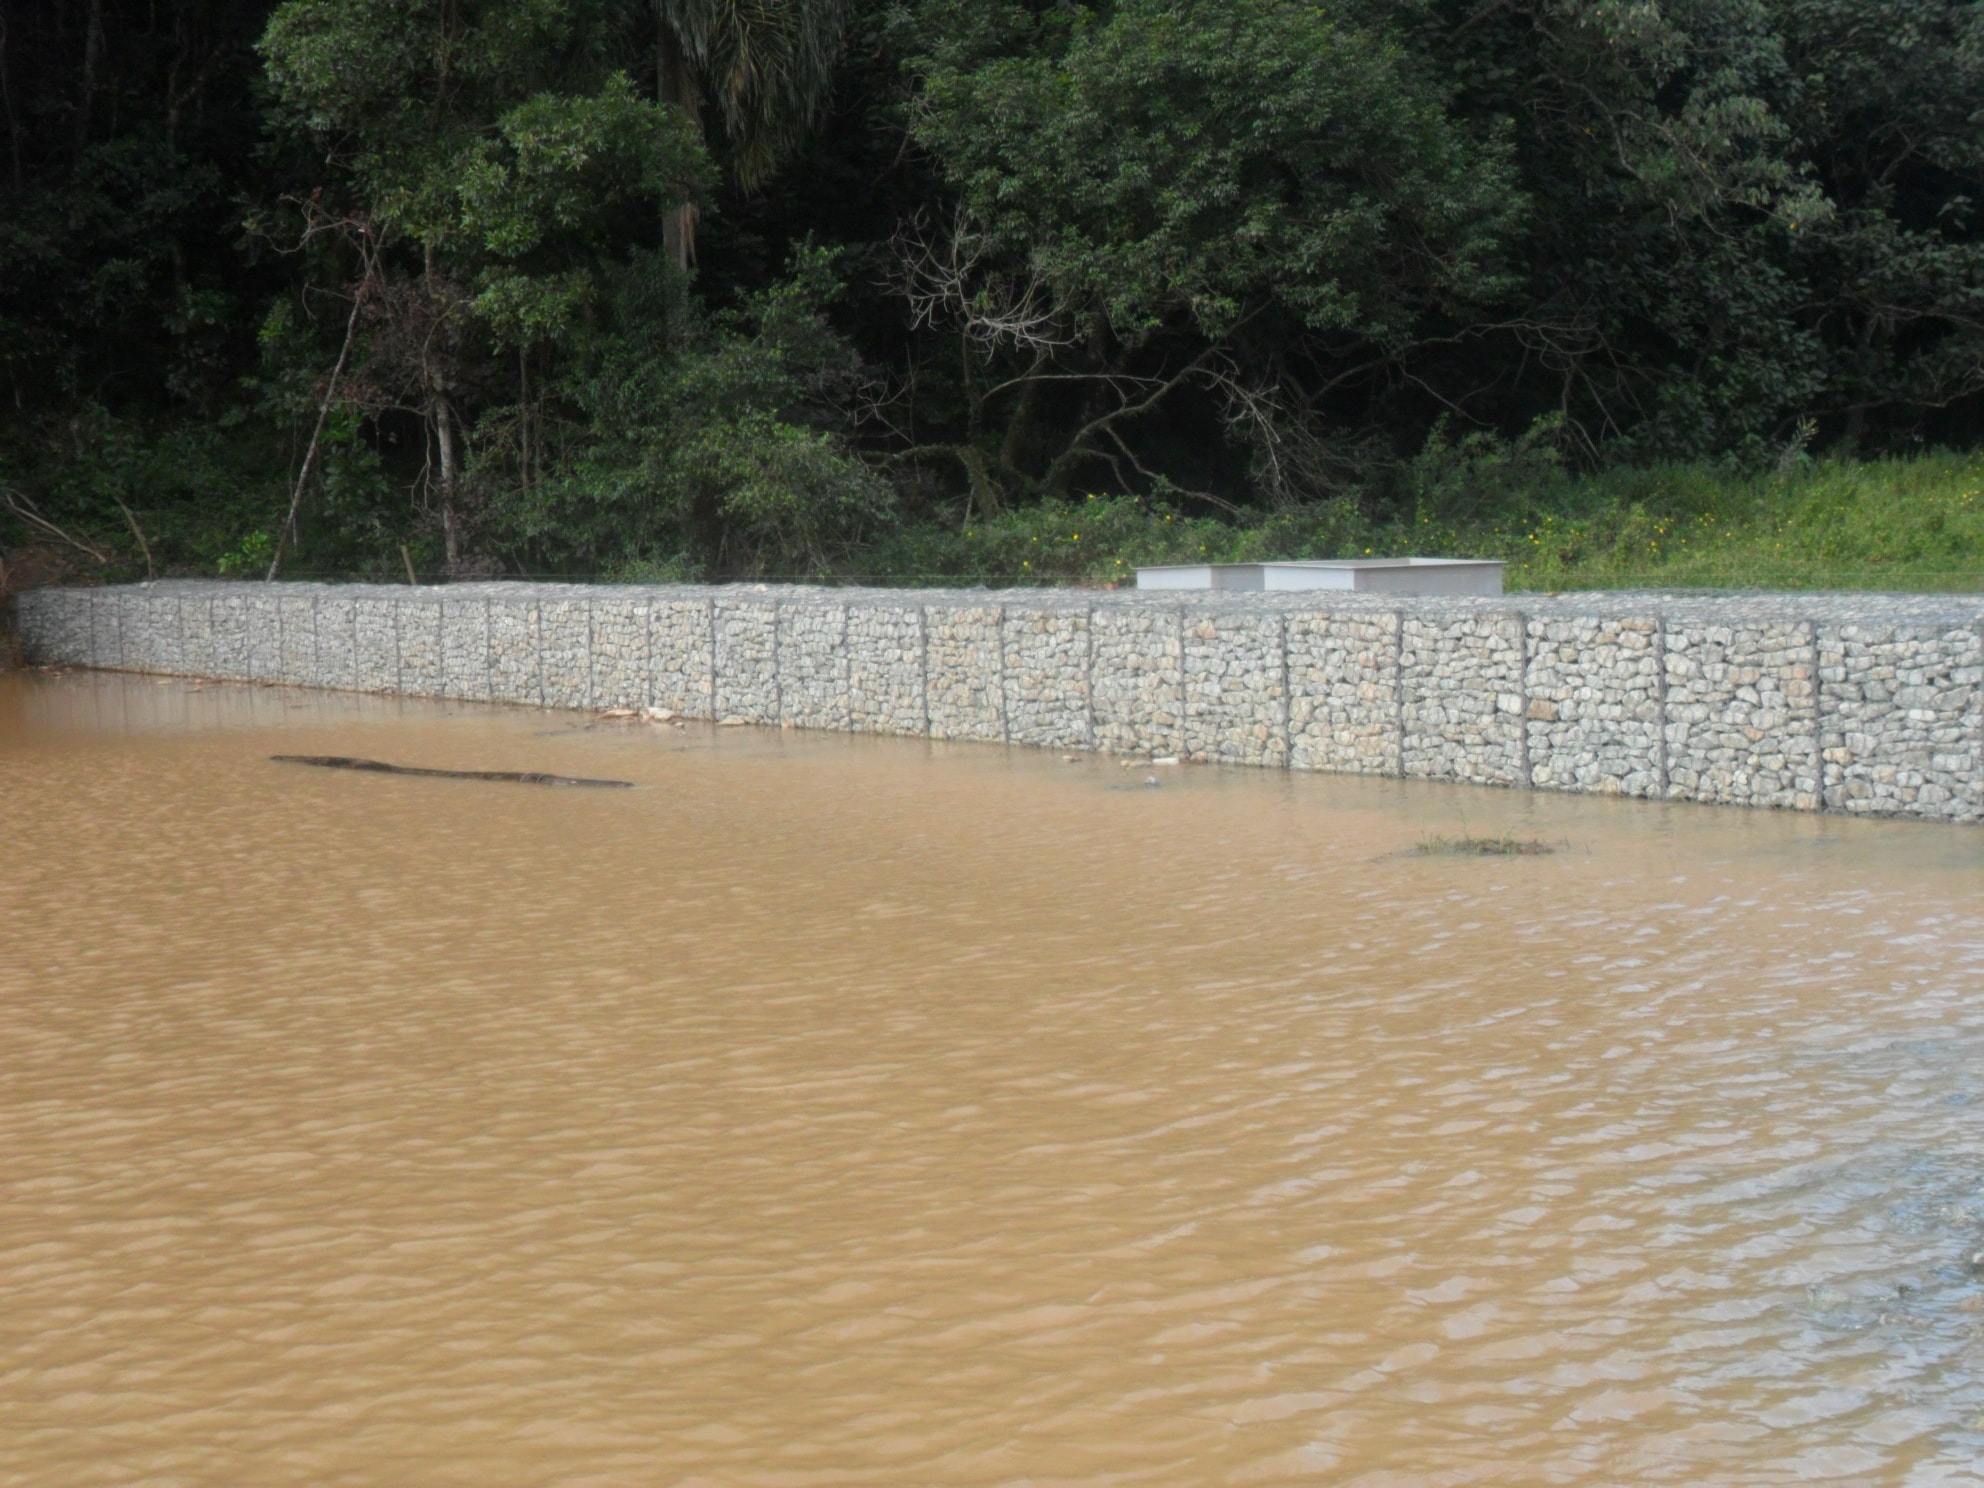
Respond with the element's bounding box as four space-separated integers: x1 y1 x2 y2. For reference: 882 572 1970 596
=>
4 670 1982 1486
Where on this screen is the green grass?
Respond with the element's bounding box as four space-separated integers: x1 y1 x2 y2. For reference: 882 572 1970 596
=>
1474 453 1984 592
851 452 1984 592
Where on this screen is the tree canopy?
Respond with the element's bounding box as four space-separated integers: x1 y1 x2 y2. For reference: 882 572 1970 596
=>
1 0 1980 582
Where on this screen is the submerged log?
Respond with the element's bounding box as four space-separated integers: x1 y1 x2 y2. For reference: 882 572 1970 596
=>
270 755 633 788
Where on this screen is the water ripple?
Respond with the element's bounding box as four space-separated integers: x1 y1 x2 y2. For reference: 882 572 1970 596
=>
2 671 1981 1485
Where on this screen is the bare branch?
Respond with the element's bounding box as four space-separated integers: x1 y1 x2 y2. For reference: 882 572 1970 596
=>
1103 422 1246 517
1 488 112 565
893 204 1074 356
113 498 154 579
267 210 387 580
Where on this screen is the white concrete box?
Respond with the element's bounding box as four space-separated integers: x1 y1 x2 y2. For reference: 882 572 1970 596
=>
1136 559 1504 596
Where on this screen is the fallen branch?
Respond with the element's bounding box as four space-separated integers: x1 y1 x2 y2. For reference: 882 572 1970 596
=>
2 487 112 565
270 755 633 788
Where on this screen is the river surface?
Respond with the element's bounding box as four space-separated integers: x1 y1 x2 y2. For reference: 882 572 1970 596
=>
3 669 1983 1486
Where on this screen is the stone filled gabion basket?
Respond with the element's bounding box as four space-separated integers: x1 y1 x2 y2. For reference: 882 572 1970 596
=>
16 579 1984 824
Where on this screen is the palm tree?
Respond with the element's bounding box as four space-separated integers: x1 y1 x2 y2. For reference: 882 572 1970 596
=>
655 0 850 269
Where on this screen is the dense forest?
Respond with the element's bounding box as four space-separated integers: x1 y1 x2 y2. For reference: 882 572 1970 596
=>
2 0 1981 588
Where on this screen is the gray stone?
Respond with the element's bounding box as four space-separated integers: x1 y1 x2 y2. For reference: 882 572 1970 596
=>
590 593 648 711
846 603 925 736
488 595 541 706
649 598 714 719
780 601 849 731
1091 604 1182 758
277 594 317 686
441 596 491 702
1183 609 1285 767
1401 612 1523 785
17 578 1981 824
927 603 1004 743
538 596 590 710
397 597 445 698
714 598 779 724
1288 609 1399 776
1524 615 1663 797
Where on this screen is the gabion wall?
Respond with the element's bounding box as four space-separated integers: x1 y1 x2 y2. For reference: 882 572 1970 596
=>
19 580 1982 823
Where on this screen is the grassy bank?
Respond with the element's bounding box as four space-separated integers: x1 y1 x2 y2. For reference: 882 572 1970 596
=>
857 453 1984 592
8 451 1981 594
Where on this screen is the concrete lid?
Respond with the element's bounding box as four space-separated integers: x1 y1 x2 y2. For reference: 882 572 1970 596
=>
1135 558 1507 595
1134 558 1502 572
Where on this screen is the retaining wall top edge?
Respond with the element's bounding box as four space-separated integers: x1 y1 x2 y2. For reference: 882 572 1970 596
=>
22 578 1984 627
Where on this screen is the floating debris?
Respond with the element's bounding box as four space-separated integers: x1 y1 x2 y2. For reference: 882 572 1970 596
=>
271 755 633 788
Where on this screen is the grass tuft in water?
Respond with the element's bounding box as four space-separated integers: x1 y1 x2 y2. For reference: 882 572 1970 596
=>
1412 833 1555 857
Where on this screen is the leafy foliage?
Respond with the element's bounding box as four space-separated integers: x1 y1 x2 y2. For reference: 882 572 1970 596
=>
916 0 1518 341
0 0 1979 589
460 75 708 263
490 246 892 577
657 0 855 191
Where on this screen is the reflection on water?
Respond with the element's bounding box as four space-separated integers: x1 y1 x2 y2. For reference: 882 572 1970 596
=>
3 669 1982 1486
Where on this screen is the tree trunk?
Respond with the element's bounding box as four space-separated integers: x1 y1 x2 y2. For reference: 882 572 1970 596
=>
958 445 1002 518
0 15 23 193
73 0 105 172
656 17 702 271
998 374 1043 474
518 345 530 493
419 241 463 570
434 391 462 569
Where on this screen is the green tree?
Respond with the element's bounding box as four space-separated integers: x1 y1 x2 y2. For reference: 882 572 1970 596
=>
653 0 854 269
897 0 1520 508
489 245 892 576
1419 0 1984 459
261 0 704 566
7 0 1984 590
